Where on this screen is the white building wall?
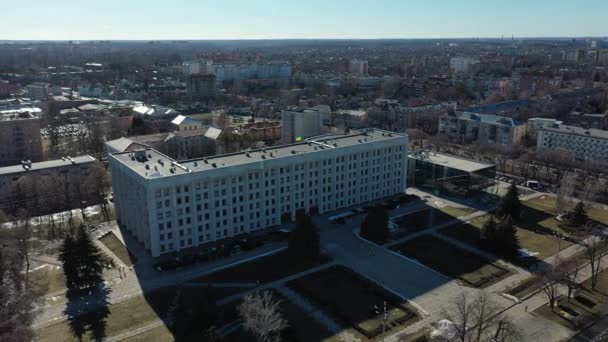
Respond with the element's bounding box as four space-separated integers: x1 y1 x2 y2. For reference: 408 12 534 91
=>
110 133 408 257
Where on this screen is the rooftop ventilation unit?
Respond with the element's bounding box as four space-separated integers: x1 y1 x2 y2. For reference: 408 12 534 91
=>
211 163 217 168
203 158 209 164
246 152 251 157
261 155 266 159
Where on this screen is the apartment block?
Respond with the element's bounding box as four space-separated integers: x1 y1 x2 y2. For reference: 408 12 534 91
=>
0 156 97 216
109 129 408 257
0 108 43 166
281 107 324 143
438 111 526 145
537 124 608 160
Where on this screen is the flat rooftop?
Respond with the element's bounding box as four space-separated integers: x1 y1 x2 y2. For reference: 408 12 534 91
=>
0 155 96 176
111 129 407 179
540 124 608 140
409 151 495 173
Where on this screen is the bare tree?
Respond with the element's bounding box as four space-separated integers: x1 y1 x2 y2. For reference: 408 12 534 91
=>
0 228 34 342
471 292 501 342
540 269 561 311
239 290 288 342
556 171 577 214
493 319 521 342
442 292 514 342
14 209 33 291
583 233 608 290
561 256 583 300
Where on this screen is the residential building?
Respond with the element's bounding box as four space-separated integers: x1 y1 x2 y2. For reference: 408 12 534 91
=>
450 57 479 73
183 59 215 75
240 121 281 141
438 111 527 145
105 128 221 161
109 129 408 256
0 156 97 216
26 82 51 101
187 74 216 99
349 59 369 75
394 101 457 133
0 108 43 166
214 62 292 83
171 115 203 131
281 106 324 143
527 118 563 138
537 124 608 160
567 112 608 130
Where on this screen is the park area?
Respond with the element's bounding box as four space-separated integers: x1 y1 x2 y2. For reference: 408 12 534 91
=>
535 267 608 330
439 196 577 267
35 286 243 342
99 232 137 266
287 265 420 340
124 290 335 342
193 250 332 284
391 235 511 288
29 264 66 297
391 207 471 240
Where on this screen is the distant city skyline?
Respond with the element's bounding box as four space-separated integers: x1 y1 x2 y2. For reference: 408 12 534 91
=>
1 0 607 40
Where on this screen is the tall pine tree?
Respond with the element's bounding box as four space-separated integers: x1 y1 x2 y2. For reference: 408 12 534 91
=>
58 234 80 291
569 202 588 227
496 185 522 220
74 224 104 292
360 207 389 243
496 215 520 258
481 216 498 242
288 213 320 263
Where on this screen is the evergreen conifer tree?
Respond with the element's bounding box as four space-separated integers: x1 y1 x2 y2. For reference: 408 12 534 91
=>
496 185 522 220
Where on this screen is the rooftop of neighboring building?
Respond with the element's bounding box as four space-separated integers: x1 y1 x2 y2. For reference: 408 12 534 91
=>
0 155 96 176
110 129 407 179
446 111 524 127
409 151 495 173
171 115 201 126
0 107 41 121
539 124 608 140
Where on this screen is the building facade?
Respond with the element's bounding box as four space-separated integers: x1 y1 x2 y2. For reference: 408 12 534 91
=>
0 109 43 166
438 111 527 145
537 124 608 160
110 129 408 256
281 107 324 143
0 156 97 216
187 74 216 99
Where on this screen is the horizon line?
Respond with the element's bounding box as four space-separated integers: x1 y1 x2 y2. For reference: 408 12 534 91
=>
0 36 607 42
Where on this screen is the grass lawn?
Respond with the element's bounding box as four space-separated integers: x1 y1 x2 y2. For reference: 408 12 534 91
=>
224 290 336 342
36 286 243 342
534 284 607 330
525 195 608 232
441 204 574 266
505 274 543 299
99 232 137 266
287 265 420 339
193 251 331 284
30 264 66 297
391 235 511 288
437 206 477 219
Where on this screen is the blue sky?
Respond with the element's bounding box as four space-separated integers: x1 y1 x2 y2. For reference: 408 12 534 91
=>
2 0 606 40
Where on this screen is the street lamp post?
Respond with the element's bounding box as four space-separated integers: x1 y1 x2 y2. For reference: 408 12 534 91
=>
374 301 387 341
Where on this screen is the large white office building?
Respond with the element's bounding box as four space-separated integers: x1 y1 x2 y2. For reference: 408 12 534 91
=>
536 124 608 160
110 129 408 257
